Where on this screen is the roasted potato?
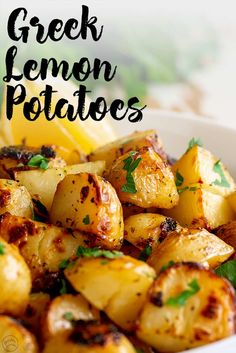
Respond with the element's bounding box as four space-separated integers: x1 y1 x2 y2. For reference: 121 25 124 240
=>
42 322 136 353
228 191 236 213
124 213 181 250
107 147 179 209
0 213 88 289
50 173 124 250
89 129 167 171
172 145 235 197
122 202 157 219
15 161 105 211
137 263 236 352
215 220 236 251
65 255 156 331
148 228 234 273
0 144 65 179
0 179 33 218
22 292 51 338
0 315 38 353
42 294 100 341
164 184 235 229
0 237 31 316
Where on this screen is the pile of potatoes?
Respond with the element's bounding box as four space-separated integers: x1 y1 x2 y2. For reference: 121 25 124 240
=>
0 130 236 353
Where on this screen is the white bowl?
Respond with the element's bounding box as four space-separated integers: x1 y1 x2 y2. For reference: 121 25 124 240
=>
113 109 236 353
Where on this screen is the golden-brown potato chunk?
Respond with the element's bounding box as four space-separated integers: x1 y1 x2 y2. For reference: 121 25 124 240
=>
172 145 235 197
0 179 33 218
50 173 124 250
15 161 106 211
0 213 87 289
164 184 235 230
89 129 167 171
65 255 156 331
42 322 136 353
0 145 65 179
124 213 181 250
137 263 236 352
148 228 234 273
42 294 100 341
0 315 38 353
0 237 31 316
107 148 179 209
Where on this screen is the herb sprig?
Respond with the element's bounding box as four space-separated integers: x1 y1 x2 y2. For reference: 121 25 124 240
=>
215 260 236 288
0 242 5 255
165 279 200 306
212 160 230 188
27 154 49 170
121 152 142 194
139 245 152 262
76 246 123 259
186 138 203 153
175 170 184 187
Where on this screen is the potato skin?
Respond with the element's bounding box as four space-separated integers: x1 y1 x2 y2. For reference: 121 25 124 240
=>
42 294 100 341
172 145 235 197
89 129 167 171
0 237 31 316
50 173 124 250
0 179 33 218
42 322 136 353
137 263 236 352
15 161 105 211
216 221 236 251
164 184 235 230
124 213 180 250
0 213 87 289
0 315 39 353
65 255 156 331
107 148 179 209
148 228 234 273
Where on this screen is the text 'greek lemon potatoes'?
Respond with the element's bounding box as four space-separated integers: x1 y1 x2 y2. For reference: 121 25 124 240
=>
4 7 146 122
0 129 236 352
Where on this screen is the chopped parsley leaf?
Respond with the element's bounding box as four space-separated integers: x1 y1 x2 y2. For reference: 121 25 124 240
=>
59 259 70 270
139 245 152 262
175 170 184 187
186 138 203 153
178 186 189 194
82 214 90 225
189 186 199 192
63 312 74 321
166 279 200 306
160 260 175 273
59 279 68 295
27 154 49 170
212 160 230 188
76 246 123 259
215 260 236 288
0 242 5 255
121 152 142 194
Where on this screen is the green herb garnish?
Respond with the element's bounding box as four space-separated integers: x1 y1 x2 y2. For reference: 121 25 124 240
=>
76 246 123 259
186 138 203 153
121 152 142 194
27 154 49 170
175 170 184 187
0 242 5 255
215 260 236 288
189 186 199 192
178 186 189 194
212 160 230 188
135 349 145 353
82 214 90 225
139 245 152 262
160 260 175 273
60 279 68 295
59 259 70 270
63 312 74 321
166 279 200 306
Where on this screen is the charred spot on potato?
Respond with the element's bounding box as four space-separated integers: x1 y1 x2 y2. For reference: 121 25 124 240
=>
0 189 11 207
69 321 121 346
41 145 56 159
150 291 163 307
0 145 56 164
9 225 29 243
159 218 177 242
201 295 220 319
80 186 89 203
194 328 211 341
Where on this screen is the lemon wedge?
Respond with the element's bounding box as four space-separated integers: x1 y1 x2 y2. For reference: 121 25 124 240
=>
0 70 116 154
